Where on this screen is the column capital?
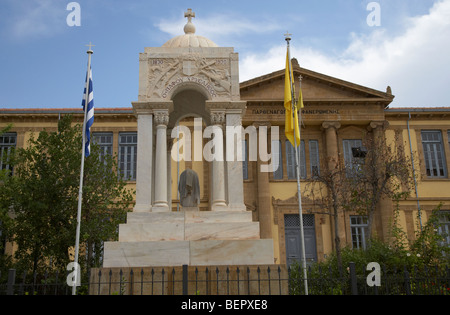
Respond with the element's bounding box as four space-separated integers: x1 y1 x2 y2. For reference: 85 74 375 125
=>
321 121 341 130
210 110 226 126
154 110 169 126
368 120 389 131
132 101 174 116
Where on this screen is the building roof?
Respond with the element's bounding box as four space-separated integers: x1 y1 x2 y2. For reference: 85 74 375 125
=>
162 9 218 48
0 108 133 115
386 107 450 112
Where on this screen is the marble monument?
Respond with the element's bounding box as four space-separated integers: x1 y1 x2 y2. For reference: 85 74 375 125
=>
102 9 274 268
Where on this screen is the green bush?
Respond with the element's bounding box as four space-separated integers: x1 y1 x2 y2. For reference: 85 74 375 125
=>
289 207 450 295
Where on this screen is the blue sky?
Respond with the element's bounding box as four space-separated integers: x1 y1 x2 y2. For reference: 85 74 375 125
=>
0 0 448 109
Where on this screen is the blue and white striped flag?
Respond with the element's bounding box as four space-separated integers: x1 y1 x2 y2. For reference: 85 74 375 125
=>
81 67 94 157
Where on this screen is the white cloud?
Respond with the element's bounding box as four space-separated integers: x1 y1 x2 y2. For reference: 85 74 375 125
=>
156 11 281 45
239 0 450 108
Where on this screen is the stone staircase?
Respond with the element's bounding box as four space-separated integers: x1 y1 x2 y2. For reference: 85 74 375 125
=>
103 209 274 268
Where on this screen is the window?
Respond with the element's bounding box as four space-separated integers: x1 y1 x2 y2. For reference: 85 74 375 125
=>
422 131 447 178
0 133 16 173
343 139 364 177
273 140 283 180
309 140 320 177
93 132 113 162
437 211 450 249
118 133 137 181
242 139 248 180
286 140 306 179
448 130 450 150
350 216 369 250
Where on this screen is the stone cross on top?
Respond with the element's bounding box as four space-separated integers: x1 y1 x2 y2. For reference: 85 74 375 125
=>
184 8 196 34
185 8 195 22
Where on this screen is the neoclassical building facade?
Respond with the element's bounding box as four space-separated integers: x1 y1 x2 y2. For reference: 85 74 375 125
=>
1 11 449 267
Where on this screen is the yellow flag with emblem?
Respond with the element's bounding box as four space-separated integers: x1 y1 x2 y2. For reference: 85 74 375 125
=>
284 51 301 147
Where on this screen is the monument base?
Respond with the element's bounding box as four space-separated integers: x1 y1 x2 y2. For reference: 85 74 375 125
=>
103 239 274 267
103 210 275 268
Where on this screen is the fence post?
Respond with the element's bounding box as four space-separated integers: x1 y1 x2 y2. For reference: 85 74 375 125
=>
7 269 16 295
349 262 358 295
182 264 188 295
404 267 412 295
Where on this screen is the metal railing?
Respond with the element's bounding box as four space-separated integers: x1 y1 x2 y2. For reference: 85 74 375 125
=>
1 263 449 295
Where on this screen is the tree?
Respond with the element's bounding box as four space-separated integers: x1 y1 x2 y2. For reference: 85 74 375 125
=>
4 115 134 274
304 155 348 274
305 128 414 273
344 131 414 239
0 123 15 276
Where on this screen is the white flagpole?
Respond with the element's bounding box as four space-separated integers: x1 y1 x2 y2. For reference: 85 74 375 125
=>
73 44 94 295
285 34 308 295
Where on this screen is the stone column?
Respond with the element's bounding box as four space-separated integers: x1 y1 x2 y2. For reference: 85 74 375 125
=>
370 121 392 241
132 105 153 212
153 110 170 212
225 108 247 211
322 122 341 172
321 122 345 245
210 111 228 211
167 135 174 211
255 123 272 239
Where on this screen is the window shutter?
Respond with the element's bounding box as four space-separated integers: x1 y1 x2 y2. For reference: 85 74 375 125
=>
309 140 320 176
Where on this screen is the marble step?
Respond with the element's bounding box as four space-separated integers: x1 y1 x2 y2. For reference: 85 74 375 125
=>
118 221 261 242
126 211 253 224
103 239 275 268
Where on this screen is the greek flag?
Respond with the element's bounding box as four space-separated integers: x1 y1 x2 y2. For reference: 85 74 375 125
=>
82 67 94 157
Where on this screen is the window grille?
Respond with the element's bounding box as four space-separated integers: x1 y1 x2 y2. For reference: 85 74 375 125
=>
309 140 320 177
93 132 113 162
286 140 306 179
118 133 137 181
343 139 364 178
350 216 369 250
285 214 314 228
273 140 283 180
437 211 450 248
0 133 16 173
422 131 447 178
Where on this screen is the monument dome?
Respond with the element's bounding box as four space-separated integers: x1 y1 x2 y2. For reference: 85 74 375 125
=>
162 9 218 48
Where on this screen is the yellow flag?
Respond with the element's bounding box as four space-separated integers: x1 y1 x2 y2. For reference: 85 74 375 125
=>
298 80 304 109
284 51 301 147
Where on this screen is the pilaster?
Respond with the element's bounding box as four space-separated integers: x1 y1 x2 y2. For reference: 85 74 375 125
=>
225 109 246 211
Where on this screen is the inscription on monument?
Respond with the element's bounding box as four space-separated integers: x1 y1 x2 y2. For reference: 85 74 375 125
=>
162 77 218 98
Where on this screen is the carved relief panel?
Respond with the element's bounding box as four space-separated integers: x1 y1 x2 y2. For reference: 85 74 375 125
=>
142 50 238 101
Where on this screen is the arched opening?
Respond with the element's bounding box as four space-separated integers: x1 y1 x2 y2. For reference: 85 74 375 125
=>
168 87 210 129
169 88 211 211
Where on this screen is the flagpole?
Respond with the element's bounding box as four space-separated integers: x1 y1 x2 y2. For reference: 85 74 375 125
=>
73 45 93 295
285 34 308 295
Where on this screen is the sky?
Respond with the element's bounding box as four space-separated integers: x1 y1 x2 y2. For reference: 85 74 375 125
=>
0 0 449 109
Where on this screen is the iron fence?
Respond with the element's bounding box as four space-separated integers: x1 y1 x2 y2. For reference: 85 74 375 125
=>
1 263 449 295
